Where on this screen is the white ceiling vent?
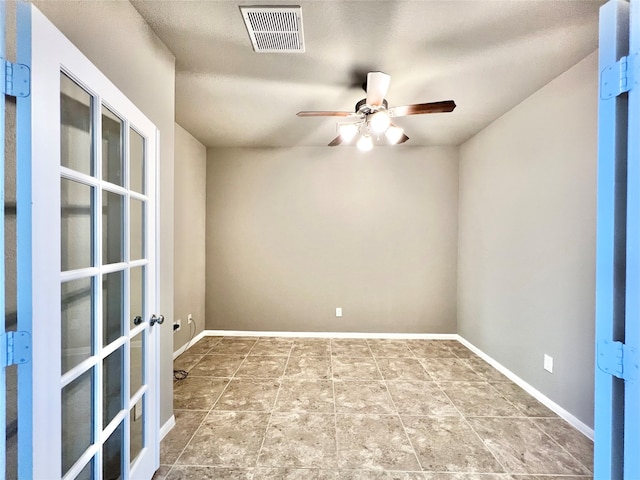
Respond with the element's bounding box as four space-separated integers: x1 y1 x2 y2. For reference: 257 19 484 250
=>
240 6 304 53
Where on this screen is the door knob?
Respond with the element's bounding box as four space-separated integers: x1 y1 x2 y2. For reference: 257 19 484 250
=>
150 314 165 327
133 316 143 326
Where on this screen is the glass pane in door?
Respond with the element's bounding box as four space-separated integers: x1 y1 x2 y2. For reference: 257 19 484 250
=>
62 369 94 477
103 271 124 346
130 199 144 261
61 277 94 373
130 396 144 465
76 458 93 480
103 421 124 480
61 179 94 271
103 346 123 428
102 106 123 186
130 332 143 397
102 191 124 265
130 266 144 331
129 128 145 194
61 73 93 176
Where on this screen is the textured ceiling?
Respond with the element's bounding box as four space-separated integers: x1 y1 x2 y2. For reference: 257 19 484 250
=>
131 0 604 148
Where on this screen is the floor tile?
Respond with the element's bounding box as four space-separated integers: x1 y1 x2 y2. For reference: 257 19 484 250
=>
291 339 331 357
467 417 591 475
420 358 484 382
407 341 457 358
385 381 459 416
213 378 281 411
285 356 332 379
375 358 432 381
249 337 294 356
185 337 223 355
209 338 257 355
332 357 382 380
331 339 372 357
367 340 415 358
235 355 288 378
402 415 503 473
257 412 337 468
160 409 207 464
463 358 510 382
422 475 533 479
152 465 172 480
490 382 556 417
439 382 522 417
439 341 478 359
173 377 229 410
177 411 269 467
334 380 396 414
338 471 426 479
274 379 335 413
164 465 254 479
335 414 420 470
189 355 245 377
253 468 340 479
173 353 205 373
532 418 593 472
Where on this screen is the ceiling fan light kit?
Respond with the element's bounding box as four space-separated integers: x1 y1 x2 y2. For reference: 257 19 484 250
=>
297 71 456 150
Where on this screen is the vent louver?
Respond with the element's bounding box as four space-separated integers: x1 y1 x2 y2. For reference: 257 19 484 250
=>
240 6 305 53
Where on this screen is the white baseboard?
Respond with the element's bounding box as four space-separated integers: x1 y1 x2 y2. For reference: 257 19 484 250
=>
159 415 175 441
456 335 594 441
202 329 458 340
174 330 207 359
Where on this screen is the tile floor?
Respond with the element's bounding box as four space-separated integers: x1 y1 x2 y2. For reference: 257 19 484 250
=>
152 336 593 480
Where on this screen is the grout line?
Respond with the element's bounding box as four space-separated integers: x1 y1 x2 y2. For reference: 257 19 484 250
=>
528 418 594 475
367 339 425 472
437 383 510 475
329 339 340 469
252 337 293 470
167 336 257 469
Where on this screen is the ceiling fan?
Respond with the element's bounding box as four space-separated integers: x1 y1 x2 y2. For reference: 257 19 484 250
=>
297 72 456 151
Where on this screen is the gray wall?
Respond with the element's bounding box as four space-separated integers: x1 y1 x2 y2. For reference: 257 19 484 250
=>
206 146 459 333
458 51 598 427
31 0 176 426
174 124 207 349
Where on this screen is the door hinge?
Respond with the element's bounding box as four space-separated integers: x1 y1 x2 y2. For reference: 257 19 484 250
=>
597 339 640 381
1 59 30 98
0 331 31 368
600 52 640 99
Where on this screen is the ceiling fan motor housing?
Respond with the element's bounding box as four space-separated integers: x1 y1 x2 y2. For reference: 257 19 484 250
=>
355 98 388 115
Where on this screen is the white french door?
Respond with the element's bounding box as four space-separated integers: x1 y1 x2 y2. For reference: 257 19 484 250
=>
16 3 160 479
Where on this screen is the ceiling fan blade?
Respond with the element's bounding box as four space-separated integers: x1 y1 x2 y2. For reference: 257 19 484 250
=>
365 72 391 107
388 100 456 117
328 135 343 146
297 111 357 117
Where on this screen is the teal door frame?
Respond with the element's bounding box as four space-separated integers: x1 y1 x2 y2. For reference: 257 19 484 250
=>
595 0 640 478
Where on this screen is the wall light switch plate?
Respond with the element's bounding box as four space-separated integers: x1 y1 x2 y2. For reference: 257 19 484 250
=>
336 307 342 317
544 354 553 373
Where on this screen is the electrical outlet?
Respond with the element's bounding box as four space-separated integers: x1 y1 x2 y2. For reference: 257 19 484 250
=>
173 319 181 332
187 314 194 324
544 354 553 373
336 307 342 317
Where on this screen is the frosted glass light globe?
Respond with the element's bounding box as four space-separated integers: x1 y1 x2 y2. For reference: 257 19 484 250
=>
339 123 358 142
369 111 391 134
385 125 404 144
356 134 373 152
